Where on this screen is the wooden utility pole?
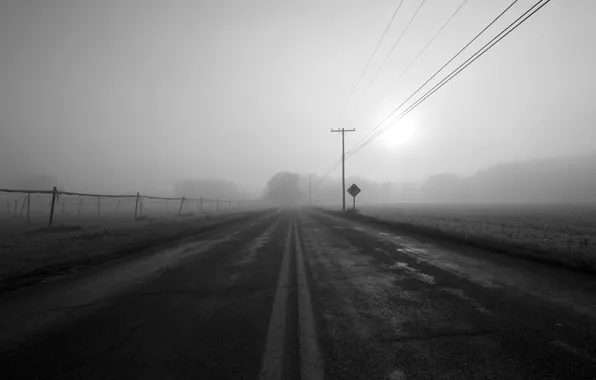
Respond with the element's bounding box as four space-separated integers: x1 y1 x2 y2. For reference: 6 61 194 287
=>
309 175 312 205
330 128 355 211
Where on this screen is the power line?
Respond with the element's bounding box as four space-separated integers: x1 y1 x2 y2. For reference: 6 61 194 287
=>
367 0 468 119
348 0 428 114
334 0 521 169
344 0 520 163
335 0 406 123
344 0 551 161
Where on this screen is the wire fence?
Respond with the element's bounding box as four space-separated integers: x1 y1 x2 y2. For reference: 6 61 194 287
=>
0 186 263 228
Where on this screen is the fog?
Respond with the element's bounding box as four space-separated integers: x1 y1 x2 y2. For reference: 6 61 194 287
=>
1 1 595 201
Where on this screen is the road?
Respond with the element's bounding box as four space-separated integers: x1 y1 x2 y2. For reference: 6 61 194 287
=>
1 208 596 379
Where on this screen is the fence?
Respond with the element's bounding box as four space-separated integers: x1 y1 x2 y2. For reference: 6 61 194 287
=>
0 187 262 228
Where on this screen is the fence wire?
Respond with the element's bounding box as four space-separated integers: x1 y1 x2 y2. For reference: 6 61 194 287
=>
0 187 263 227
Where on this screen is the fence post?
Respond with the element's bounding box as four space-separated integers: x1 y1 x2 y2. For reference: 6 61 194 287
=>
49 186 57 228
27 194 31 224
134 192 140 220
77 198 83 217
200 197 203 214
20 197 26 216
178 196 185 215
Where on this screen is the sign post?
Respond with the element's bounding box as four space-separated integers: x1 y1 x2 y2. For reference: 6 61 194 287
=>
346 183 361 212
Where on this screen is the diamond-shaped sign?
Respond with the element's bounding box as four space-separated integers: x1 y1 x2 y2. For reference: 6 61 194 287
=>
347 183 361 197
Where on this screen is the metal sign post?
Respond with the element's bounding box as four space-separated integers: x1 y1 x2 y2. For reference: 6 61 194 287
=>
346 183 361 211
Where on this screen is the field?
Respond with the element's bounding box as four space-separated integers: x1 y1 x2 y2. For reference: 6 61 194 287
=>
354 202 596 272
0 203 264 295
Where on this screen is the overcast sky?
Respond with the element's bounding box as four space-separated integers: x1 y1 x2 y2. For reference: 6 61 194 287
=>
1 0 594 193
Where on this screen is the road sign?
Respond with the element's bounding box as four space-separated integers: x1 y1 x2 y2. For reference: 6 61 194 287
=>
347 183 361 198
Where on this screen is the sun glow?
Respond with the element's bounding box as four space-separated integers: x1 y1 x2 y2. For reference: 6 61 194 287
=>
380 116 420 148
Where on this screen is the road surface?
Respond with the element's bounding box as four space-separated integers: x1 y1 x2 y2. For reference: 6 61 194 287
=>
1 208 595 379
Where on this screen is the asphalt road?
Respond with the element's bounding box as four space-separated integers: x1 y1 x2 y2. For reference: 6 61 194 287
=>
1 208 596 379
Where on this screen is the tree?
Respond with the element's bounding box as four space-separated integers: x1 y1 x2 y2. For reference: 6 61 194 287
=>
263 172 305 205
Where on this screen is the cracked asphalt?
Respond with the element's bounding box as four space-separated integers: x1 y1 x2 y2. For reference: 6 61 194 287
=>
1 208 596 379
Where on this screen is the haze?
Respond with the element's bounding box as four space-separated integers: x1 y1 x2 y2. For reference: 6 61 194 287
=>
1 0 595 199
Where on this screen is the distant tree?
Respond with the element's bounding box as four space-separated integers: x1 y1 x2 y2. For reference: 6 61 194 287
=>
263 172 305 205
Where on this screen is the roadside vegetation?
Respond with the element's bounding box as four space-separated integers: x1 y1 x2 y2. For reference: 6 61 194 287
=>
323 203 596 273
0 211 267 294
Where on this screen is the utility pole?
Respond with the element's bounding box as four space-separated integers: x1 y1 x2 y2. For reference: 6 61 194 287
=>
330 128 355 211
309 175 312 205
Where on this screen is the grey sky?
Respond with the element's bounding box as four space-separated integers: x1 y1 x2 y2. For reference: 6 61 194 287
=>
1 0 594 193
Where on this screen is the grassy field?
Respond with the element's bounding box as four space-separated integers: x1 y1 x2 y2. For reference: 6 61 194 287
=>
0 209 265 295
348 202 596 272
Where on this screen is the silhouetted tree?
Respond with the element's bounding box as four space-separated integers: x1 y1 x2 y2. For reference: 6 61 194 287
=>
264 172 305 205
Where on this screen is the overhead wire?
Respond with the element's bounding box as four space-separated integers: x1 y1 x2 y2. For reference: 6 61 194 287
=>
324 0 519 177
348 0 428 114
341 0 521 165
321 0 547 178
335 0 406 124
343 0 551 161
367 0 469 119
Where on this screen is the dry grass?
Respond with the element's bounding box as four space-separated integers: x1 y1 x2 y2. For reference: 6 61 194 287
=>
326 203 596 273
0 210 266 294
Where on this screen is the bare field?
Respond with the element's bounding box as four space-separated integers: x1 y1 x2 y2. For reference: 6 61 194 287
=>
352 202 596 272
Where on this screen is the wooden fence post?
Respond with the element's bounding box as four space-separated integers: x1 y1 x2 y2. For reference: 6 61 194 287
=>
20 197 27 216
49 186 57 228
134 192 140 220
178 196 185 215
77 198 83 217
27 194 31 224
